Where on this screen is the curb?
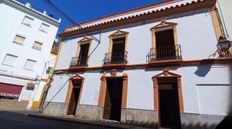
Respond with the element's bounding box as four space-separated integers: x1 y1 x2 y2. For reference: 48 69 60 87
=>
27 113 149 129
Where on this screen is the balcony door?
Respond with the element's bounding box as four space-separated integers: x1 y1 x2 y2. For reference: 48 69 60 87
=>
155 28 176 60
78 43 90 66
111 37 125 64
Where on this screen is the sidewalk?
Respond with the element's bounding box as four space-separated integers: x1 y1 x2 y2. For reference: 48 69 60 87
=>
21 110 152 129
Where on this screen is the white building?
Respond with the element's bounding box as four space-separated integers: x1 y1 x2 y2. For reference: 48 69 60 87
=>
42 0 231 129
0 0 60 109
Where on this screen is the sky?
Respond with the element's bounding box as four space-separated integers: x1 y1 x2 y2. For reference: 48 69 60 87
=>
20 0 162 34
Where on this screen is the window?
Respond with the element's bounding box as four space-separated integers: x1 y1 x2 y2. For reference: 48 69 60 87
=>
24 59 36 70
50 41 59 55
71 37 92 66
39 23 49 33
2 54 17 66
147 21 182 62
22 16 33 27
103 30 128 64
32 41 43 50
13 35 25 45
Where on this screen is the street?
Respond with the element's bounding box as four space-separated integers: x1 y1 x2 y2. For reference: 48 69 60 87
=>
0 111 132 129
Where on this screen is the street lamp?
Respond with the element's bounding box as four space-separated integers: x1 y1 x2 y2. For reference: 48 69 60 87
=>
217 36 231 57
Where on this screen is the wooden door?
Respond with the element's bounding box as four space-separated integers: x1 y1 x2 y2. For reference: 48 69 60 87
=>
103 78 123 121
111 37 125 63
155 29 176 60
159 82 181 129
67 80 81 115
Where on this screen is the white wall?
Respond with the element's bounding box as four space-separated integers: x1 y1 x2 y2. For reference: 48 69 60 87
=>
49 3 230 117
0 3 59 101
217 0 232 40
48 64 230 116
56 9 217 70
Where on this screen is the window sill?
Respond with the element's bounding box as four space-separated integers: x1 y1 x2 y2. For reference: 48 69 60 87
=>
12 41 23 45
22 23 32 27
23 68 34 71
2 63 14 67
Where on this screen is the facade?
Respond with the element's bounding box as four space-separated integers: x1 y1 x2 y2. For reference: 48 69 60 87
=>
0 0 60 109
42 0 231 129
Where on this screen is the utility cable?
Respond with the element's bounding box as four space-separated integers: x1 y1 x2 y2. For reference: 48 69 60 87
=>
41 78 70 112
44 0 102 58
44 0 100 43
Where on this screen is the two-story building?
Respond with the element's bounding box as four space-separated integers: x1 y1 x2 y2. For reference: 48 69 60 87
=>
0 0 60 109
42 0 231 129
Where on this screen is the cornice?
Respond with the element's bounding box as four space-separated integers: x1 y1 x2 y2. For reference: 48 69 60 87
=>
2 0 61 26
60 0 216 40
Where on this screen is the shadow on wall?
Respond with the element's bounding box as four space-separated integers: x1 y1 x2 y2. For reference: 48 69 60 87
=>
215 64 232 129
194 64 212 77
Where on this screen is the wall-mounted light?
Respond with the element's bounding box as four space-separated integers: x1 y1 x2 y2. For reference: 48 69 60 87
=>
217 36 231 57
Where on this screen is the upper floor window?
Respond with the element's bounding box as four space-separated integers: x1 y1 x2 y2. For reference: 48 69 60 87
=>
103 30 128 65
147 21 182 62
32 41 43 50
2 54 17 66
70 37 92 67
22 16 34 27
50 40 59 55
39 23 49 33
13 35 25 45
24 59 36 71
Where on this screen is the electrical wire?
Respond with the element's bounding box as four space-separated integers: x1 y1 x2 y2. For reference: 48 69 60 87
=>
44 0 100 43
41 77 70 112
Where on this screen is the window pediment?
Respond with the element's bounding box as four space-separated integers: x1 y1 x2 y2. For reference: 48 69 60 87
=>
151 21 177 31
78 37 92 44
152 69 181 79
109 30 128 39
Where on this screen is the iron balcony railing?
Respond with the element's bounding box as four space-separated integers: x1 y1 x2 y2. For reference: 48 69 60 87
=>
103 51 128 65
146 44 182 62
70 56 88 67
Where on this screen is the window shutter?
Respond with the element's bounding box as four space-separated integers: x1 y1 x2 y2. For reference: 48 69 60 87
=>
14 35 25 44
2 54 17 66
32 41 43 50
24 59 36 70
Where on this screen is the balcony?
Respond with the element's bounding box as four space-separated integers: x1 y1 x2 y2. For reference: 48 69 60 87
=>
146 44 182 63
70 56 88 67
103 51 128 65
51 46 59 55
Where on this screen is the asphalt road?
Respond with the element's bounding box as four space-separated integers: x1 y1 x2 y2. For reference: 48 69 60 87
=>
0 111 124 129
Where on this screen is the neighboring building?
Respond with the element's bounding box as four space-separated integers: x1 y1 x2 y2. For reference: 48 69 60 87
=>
0 0 60 109
42 0 231 129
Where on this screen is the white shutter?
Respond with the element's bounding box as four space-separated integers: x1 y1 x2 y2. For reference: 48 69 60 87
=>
40 23 49 33
22 16 33 26
2 54 17 66
13 35 25 44
24 59 36 70
32 41 43 50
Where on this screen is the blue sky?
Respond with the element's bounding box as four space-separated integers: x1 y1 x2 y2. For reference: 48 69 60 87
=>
20 0 162 34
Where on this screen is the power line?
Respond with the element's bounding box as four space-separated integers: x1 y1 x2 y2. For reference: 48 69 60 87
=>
44 0 100 43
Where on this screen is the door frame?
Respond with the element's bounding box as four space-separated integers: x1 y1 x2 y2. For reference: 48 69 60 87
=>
65 74 85 114
98 69 128 118
152 69 184 127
